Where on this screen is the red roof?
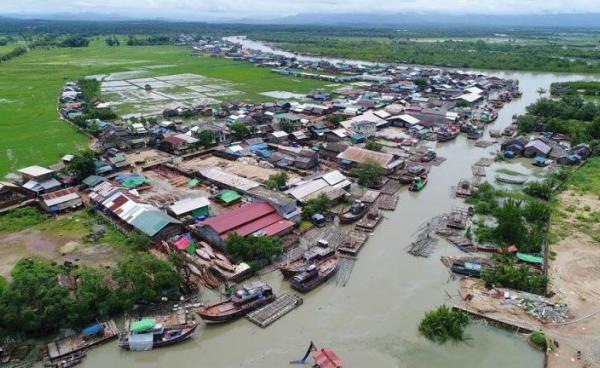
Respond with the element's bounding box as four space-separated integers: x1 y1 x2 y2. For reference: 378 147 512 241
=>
200 202 292 239
314 349 344 368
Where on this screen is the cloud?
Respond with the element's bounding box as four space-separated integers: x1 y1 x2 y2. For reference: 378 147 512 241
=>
2 0 599 19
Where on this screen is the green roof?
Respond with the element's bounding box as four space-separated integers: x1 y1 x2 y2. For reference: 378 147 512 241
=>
82 175 106 188
130 210 180 237
219 190 241 204
516 252 544 265
131 319 156 333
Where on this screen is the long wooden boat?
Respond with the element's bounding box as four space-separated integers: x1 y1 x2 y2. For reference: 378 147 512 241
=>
290 256 339 293
339 201 368 224
118 322 198 351
279 240 335 279
198 281 275 323
495 174 528 184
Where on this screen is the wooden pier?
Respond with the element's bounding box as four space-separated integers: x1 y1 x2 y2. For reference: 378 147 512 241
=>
380 179 401 195
47 320 118 361
246 294 303 328
471 165 486 177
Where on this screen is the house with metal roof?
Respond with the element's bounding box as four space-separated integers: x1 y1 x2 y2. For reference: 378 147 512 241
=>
168 196 210 219
524 139 552 158
40 187 83 213
194 202 294 248
286 170 350 204
89 182 181 239
337 146 401 174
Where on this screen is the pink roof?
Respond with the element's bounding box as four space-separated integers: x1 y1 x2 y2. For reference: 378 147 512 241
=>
200 202 281 238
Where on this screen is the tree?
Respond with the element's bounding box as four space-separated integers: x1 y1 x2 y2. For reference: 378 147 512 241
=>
492 198 528 247
365 141 383 152
60 36 90 48
112 254 182 306
482 254 547 294
523 181 553 201
196 129 215 147
353 160 384 187
225 233 283 270
67 150 97 179
125 232 152 251
265 172 288 191
280 120 294 133
414 78 428 90
302 193 331 219
419 305 469 343
229 122 250 140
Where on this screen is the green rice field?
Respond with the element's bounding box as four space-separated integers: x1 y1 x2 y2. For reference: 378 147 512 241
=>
0 38 328 177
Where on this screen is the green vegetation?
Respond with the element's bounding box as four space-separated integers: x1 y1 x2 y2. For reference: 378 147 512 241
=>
196 129 216 147
66 150 97 180
481 254 548 295
419 305 469 343
255 33 600 73
0 39 329 176
225 232 283 270
0 207 46 233
0 255 180 337
516 90 600 146
302 193 332 219
229 122 251 140
0 46 26 63
127 35 171 46
60 36 90 48
564 157 600 196
523 181 553 201
353 160 384 187
365 141 383 152
529 332 548 351
265 172 288 192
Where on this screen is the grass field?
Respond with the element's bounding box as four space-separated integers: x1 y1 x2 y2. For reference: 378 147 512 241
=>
0 38 329 176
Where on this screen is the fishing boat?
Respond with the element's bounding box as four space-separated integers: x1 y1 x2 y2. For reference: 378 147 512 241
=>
290 342 344 368
409 176 428 192
339 200 368 224
197 281 275 323
467 130 480 140
118 319 198 351
495 174 528 184
451 261 483 278
279 239 335 279
290 256 339 293
436 130 458 142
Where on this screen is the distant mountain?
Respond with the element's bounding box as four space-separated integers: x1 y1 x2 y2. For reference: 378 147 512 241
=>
2 12 138 22
253 13 600 28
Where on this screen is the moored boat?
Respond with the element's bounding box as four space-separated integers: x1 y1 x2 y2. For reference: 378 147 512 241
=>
279 240 335 279
290 256 339 293
197 281 275 323
339 200 368 224
495 174 528 184
409 176 428 192
118 319 198 351
455 179 472 197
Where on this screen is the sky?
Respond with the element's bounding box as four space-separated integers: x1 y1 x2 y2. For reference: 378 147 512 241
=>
2 0 600 20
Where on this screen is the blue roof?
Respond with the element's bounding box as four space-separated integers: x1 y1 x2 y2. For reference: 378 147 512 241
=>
130 209 180 237
82 323 104 337
533 156 546 163
250 143 268 151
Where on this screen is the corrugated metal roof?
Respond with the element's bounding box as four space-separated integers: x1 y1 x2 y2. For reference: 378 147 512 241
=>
199 167 260 192
169 197 210 216
200 202 275 236
287 178 329 201
337 146 394 167
41 188 81 207
321 170 346 186
18 165 54 177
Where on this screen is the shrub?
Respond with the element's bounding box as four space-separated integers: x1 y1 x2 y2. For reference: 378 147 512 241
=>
529 332 547 350
419 305 469 343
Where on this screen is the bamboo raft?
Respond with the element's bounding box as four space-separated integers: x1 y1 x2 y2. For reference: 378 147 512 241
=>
335 256 356 287
375 194 399 211
471 176 484 188
447 208 470 230
380 179 401 195
471 165 486 177
473 157 493 167
430 156 447 166
356 208 382 232
246 294 303 328
338 230 369 255
474 140 496 148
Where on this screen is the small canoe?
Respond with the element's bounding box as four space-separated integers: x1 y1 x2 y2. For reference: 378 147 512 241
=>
495 174 527 184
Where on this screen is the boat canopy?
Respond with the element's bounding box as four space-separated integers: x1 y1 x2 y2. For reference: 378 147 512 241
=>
131 319 156 333
82 323 104 337
128 333 154 351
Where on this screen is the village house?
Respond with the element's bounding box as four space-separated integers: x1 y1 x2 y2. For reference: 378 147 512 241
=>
193 202 294 248
320 142 349 161
337 146 401 174
0 181 33 211
524 139 552 158
18 166 62 195
160 133 200 155
39 187 83 213
286 170 351 204
89 182 181 240
167 196 211 220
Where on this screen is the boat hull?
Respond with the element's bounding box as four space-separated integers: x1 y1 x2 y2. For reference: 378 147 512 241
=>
198 295 275 323
119 324 198 350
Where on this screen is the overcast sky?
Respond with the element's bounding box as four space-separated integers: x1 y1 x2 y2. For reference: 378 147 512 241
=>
2 0 600 20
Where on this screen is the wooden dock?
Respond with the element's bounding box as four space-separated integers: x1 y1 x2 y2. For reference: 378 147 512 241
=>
471 165 486 177
380 179 401 195
47 320 118 361
246 294 303 328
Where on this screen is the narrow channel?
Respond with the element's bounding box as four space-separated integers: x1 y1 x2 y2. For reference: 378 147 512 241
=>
81 39 597 368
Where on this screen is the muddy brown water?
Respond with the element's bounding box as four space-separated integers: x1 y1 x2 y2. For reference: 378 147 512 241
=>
81 42 598 367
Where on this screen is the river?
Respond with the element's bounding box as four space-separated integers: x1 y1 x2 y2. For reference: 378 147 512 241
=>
82 39 598 368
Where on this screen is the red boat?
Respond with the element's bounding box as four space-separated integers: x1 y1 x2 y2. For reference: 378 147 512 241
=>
290 256 339 293
197 281 275 323
291 342 344 368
